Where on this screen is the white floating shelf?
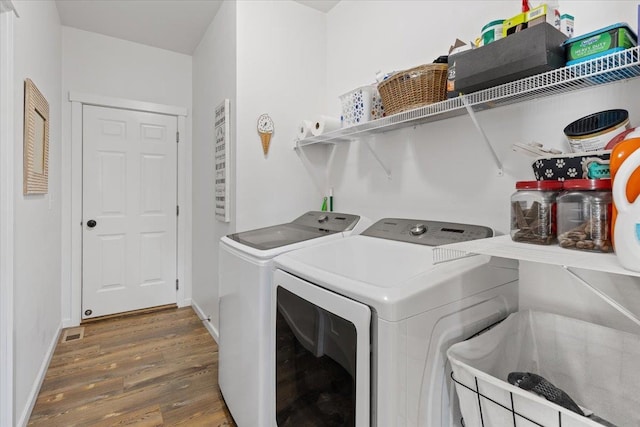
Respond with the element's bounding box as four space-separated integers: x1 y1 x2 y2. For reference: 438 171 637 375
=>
296 46 640 147
440 235 640 277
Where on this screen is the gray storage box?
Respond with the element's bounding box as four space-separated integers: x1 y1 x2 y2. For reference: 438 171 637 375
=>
447 23 567 98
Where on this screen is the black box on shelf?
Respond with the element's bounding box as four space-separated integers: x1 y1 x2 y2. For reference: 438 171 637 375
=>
447 23 568 98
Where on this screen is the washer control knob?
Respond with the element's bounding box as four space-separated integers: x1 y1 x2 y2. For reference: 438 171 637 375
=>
318 215 329 223
410 224 426 236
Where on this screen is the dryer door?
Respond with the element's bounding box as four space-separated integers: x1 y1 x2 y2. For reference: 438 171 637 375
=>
273 269 371 427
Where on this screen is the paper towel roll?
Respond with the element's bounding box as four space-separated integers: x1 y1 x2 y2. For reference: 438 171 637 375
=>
311 116 341 136
297 120 313 140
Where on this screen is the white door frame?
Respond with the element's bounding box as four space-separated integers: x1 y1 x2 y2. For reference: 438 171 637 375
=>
0 2 17 425
67 92 190 326
0 0 18 426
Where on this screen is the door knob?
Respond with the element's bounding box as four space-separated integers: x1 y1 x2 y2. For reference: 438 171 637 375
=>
87 219 97 228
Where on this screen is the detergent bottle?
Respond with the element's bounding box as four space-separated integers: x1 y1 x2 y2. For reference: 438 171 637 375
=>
610 137 640 247
612 147 640 272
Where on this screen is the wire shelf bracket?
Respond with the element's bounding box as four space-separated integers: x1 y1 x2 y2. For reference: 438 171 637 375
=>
462 96 504 176
294 139 336 196
563 266 640 330
363 136 392 179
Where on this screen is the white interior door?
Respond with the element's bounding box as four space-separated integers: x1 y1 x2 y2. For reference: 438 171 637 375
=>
82 105 178 319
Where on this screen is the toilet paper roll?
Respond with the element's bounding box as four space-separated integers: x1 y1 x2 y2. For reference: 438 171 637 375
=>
311 116 341 136
297 120 313 140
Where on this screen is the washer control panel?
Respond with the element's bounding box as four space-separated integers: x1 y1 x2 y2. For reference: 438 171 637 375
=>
361 218 493 246
292 211 361 232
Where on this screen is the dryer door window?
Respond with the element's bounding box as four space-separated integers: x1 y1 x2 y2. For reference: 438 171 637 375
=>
273 270 371 427
276 287 356 425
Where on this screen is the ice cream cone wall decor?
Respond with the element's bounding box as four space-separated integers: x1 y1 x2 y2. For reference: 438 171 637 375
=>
257 113 274 156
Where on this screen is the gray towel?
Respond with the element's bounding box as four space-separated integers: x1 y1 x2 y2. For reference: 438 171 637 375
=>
508 372 617 426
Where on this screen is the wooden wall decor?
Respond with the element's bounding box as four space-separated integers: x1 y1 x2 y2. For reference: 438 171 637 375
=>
23 78 49 195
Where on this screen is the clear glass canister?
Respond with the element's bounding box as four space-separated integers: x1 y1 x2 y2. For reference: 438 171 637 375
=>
557 179 613 252
511 180 563 245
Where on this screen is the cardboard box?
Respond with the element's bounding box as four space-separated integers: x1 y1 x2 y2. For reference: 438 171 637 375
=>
503 4 560 37
447 23 567 98
560 14 574 38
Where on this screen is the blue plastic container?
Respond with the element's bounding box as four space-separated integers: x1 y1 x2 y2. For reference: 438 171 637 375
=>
563 22 637 66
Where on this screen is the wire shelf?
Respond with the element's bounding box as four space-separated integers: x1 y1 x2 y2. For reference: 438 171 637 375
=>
432 247 476 264
296 47 640 147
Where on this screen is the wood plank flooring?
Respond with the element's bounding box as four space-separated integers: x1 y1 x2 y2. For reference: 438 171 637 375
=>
28 307 236 426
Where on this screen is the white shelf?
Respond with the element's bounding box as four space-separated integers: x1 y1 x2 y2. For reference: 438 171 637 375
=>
296 46 640 147
440 235 640 277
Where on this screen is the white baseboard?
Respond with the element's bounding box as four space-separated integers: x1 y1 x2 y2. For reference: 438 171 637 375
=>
17 322 62 427
178 297 192 308
191 300 219 344
61 318 77 328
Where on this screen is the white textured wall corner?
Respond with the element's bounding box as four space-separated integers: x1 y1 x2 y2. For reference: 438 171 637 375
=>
12 0 62 422
191 300 218 343
234 1 323 232
191 0 328 336
16 324 62 427
191 0 237 338
0 6 15 427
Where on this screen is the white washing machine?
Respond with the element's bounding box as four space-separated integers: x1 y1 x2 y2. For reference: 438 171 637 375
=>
271 218 519 427
218 211 371 427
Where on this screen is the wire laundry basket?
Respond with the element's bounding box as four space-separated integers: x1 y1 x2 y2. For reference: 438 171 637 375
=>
449 372 594 427
447 310 640 427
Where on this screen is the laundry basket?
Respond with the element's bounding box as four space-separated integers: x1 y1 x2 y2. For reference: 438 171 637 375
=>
447 310 640 427
377 63 447 115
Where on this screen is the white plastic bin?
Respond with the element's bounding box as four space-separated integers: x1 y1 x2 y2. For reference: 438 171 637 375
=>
339 85 384 127
447 310 640 427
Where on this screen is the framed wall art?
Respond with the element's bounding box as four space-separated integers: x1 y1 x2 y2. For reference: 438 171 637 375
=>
23 78 49 195
215 99 230 222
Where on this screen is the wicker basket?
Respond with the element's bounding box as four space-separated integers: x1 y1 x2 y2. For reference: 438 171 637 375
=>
377 63 448 115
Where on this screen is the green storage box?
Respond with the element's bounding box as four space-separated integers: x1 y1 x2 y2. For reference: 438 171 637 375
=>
563 22 637 66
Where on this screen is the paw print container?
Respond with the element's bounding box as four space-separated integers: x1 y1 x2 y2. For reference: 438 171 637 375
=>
557 179 613 252
511 180 563 245
531 151 611 181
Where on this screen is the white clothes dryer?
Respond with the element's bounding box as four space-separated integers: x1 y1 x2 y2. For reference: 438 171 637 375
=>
218 211 371 427
271 218 519 427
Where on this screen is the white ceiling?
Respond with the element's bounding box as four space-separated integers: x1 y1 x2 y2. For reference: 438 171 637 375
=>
55 0 340 55
295 0 339 13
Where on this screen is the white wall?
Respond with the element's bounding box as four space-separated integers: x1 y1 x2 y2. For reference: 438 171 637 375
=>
60 27 193 323
323 1 640 331
61 27 192 106
190 1 328 336
12 1 62 424
191 0 237 337
235 0 326 231
326 1 638 112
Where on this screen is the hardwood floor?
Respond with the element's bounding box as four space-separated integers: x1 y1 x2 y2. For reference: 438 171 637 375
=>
28 307 236 426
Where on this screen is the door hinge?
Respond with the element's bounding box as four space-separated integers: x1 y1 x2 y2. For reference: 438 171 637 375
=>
176 205 179 216
176 131 179 143
176 279 179 290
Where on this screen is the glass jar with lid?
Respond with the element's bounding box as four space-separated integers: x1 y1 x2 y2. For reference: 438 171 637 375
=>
511 180 563 245
557 179 613 252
